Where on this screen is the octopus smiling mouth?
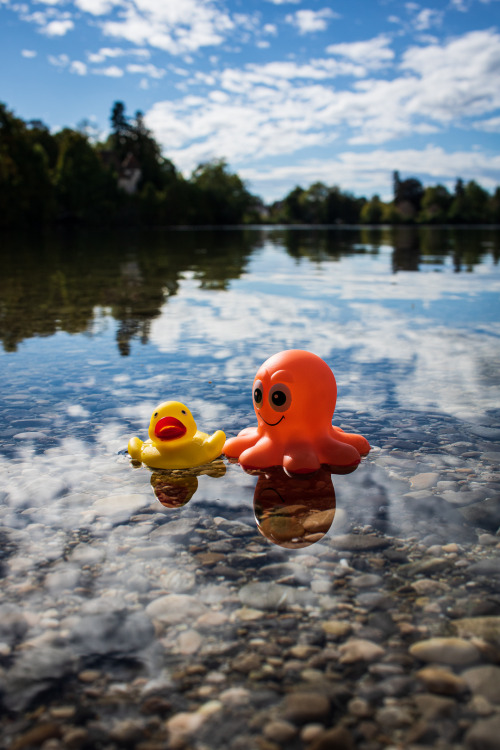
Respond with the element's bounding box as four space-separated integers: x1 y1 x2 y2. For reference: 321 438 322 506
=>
259 415 285 427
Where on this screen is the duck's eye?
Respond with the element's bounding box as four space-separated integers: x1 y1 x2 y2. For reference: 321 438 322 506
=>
181 410 186 415
154 412 158 418
253 380 264 407
269 383 292 413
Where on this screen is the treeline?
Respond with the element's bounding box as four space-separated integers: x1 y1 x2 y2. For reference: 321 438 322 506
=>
0 101 262 227
270 172 500 225
1 100 499 228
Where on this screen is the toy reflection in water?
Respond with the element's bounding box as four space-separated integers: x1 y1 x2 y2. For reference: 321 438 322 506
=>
150 460 226 509
252 466 336 549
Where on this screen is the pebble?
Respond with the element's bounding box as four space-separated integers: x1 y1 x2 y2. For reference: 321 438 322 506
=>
461 665 500 704
416 666 468 695
10 724 61 750
453 617 500 648
465 714 500 750
281 692 330 724
409 637 481 666
308 726 354 750
330 534 390 551
177 629 202 655
263 719 297 743
410 472 439 490
146 594 207 624
321 620 352 638
338 638 385 663
238 582 315 610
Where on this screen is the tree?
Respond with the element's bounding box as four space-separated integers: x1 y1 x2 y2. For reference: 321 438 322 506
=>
0 102 54 226
393 170 424 219
54 129 118 223
419 184 452 224
448 179 491 223
360 195 383 224
190 159 255 224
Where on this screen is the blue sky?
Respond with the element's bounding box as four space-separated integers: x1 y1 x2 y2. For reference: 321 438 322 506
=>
1 0 500 202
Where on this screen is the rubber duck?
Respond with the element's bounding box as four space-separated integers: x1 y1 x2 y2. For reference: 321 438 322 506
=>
128 401 226 470
223 350 370 474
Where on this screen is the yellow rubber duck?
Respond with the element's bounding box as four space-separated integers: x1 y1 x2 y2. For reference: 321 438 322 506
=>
128 401 226 470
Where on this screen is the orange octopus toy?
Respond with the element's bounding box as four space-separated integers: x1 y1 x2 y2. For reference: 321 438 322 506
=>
223 349 370 474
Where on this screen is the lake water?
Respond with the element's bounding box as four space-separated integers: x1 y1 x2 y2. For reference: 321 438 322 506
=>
0 226 499 749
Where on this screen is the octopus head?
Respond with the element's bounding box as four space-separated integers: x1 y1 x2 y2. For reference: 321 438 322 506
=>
252 350 337 434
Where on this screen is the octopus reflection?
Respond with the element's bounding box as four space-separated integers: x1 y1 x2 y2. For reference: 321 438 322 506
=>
150 460 226 509
252 466 341 549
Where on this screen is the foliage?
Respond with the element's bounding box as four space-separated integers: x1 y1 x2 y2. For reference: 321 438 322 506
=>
1 100 499 228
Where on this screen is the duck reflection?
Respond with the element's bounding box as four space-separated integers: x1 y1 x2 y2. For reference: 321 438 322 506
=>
252 467 337 549
150 460 226 509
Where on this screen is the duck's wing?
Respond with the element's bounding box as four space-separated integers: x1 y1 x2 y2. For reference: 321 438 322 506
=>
128 436 144 460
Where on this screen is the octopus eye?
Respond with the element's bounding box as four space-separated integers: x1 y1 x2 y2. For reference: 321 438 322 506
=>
253 380 264 407
269 383 292 413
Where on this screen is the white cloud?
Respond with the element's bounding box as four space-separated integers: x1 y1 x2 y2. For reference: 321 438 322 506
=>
75 0 121 14
126 62 165 78
264 0 300 4
412 8 443 31
41 18 74 36
286 8 340 34
21 49 37 57
101 0 234 55
472 116 500 132
143 29 500 201
87 46 150 63
239 146 500 201
92 64 124 76
401 29 500 121
326 35 394 68
70 60 87 74
48 53 70 67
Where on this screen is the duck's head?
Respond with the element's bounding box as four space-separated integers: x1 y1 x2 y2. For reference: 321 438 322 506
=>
148 401 197 447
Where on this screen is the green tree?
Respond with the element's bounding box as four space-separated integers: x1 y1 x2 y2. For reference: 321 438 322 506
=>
54 128 118 223
448 179 491 223
190 159 255 224
393 170 424 219
0 102 55 226
360 195 384 224
419 184 452 224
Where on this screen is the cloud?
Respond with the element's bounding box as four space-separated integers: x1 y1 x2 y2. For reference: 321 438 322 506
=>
70 60 87 74
326 35 394 68
239 146 500 200
74 0 121 14
472 116 500 132
21 49 37 57
145 28 500 183
126 62 165 78
401 29 500 121
92 64 124 76
40 18 74 36
412 8 443 31
286 8 340 34
87 46 150 63
100 0 234 54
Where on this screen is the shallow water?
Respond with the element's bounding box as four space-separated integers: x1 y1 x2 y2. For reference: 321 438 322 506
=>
0 226 499 749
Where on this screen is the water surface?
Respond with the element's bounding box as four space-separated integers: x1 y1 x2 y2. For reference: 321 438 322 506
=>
0 226 499 749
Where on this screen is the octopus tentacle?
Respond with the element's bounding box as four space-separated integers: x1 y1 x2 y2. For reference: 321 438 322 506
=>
223 427 260 459
283 442 321 475
316 434 361 470
331 426 370 456
238 435 283 470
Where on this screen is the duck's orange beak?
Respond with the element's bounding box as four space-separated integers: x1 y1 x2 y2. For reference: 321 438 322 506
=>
154 416 187 441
